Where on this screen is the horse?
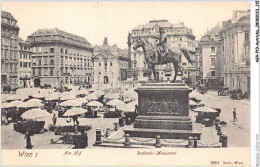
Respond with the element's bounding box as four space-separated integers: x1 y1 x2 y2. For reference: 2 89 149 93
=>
132 37 193 83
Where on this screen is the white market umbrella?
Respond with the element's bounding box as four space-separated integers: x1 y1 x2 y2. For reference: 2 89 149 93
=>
52 92 61 97
21 108 50 120
189 100 199 106
60 100 81 107
75 89 89 96
87 101 103 107
46 94 60 101
1 102 9 109
16 88 40 96
17 102 30 108
1 94 11 102
105 94 119 99
7 94 28 101
17 101 44 108
32 93 46 99
94 90 105 97
88 87 97 92
122 91 138 99
60 92 71 97
117 103 136 112
106 99 125 107
76 98 88 104
123 97 133 103
5 100 22 108
27 101 44 108
85 94 98 100
193 106 217 113
60 95 76 101
63 107 87 117
27 99 42 104
189 92 202 99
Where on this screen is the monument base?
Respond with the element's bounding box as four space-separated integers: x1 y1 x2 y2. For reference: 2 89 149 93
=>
124 123 202 140
134 115 192 130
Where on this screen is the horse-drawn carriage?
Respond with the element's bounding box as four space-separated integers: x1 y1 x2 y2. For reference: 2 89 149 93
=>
2 84 18 94
197 84 207 94
218 87 229 96
229 89 244 100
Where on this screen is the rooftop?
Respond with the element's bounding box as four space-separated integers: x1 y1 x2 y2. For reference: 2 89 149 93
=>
94 40 128 59
1 11 17 22
132 19 187 31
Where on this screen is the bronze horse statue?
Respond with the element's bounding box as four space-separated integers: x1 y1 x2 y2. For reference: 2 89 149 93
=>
132 37 193 83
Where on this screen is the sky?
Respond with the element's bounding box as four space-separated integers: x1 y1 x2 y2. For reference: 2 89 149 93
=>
1 2 250 49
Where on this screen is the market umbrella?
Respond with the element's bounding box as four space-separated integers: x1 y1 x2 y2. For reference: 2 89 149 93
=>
94 90 105 97
46 94 60 101
60 94 76 101
63 107 87 117
1 94 11 102
85 94 98 100
75 89 89 96
189 100 199 106
16 88 40 96
27 99 42 104
21 108 50 120
27 101 44 108
87 101 103 107
60 92 71 97
105 94 119 99
60 100 81 107
123 97 133 103
1 102 9 109
193 106 217 113
17 102 30 108
88 87 97 92
5 100 22 108
189 92 202 99
106 99 125 107
7 94 28 101
117 102 136 112
32 93 46 99
52 92 61 97
122 91 138 99
76 98 88 104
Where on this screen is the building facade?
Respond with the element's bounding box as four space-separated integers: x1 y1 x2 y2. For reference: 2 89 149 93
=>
128 19 198 84
26 28 93 86
93 38 129 90
222 10 250 95
18 38 33 88
199 25 224 89
1 11 20 89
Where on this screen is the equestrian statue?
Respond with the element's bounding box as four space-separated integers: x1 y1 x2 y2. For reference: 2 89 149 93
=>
132 27 193 83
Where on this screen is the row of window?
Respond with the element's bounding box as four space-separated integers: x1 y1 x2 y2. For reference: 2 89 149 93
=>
32 68 88 77
20 53 31 59
32 46 90 57
133 27 192 35
20 62 31 68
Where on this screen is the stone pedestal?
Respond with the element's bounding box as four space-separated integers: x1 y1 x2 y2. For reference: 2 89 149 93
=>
124 83 201 139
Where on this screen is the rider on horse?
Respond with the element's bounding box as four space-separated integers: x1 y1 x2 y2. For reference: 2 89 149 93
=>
153 27 168 63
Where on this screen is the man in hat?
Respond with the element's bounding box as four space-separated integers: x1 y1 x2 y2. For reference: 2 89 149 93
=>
157 27 168 62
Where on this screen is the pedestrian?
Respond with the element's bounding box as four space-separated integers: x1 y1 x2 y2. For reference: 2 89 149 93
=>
52 114 57 126
233 108 238 122
24 130 32 149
